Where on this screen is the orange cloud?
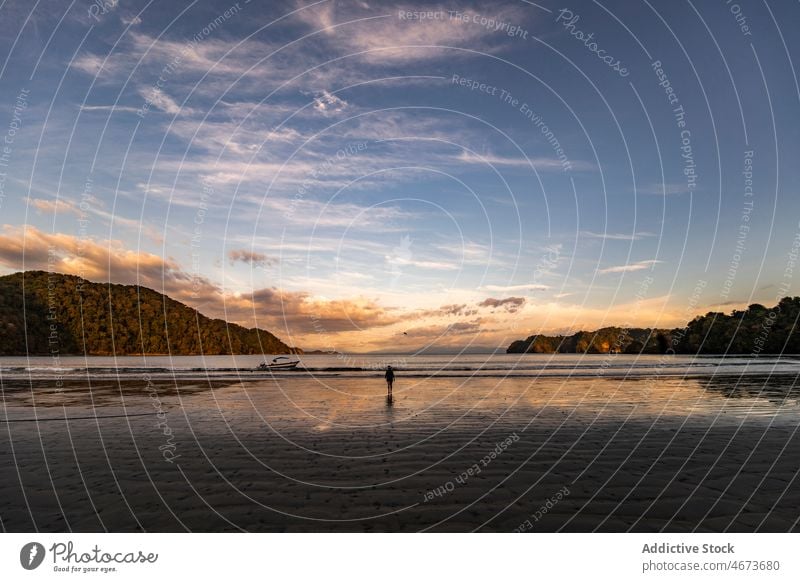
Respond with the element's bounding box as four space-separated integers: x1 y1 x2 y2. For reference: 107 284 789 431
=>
0 224 217 303
25 197 82 216
0 225 402 348
243 288 403 333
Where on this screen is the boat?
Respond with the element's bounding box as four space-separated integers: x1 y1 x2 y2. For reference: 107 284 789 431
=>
257 356 300 370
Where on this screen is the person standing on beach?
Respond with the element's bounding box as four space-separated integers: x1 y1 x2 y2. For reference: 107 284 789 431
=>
385 365 395 397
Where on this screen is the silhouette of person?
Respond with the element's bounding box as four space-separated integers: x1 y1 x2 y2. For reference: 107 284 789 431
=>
385 365 395 399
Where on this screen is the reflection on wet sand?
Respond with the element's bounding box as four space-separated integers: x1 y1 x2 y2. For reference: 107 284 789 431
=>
699 374 800 405
1 374 799 532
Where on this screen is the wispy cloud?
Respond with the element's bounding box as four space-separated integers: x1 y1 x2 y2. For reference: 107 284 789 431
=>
258 196 412 230
389 256 459 270
79 104 142 114
580 230 655 241
598 259 662 274
26 197 81 216
25 196 163 241
455 151 595 171
457 150 543 168
482 283 548 292
434 240 494 266
137 87 188 115
293 2 532 64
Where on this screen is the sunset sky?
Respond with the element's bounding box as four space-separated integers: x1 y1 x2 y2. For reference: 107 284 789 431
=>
0 0 799 352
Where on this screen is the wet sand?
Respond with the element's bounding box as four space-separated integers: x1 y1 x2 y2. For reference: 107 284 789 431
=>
1 375 799 531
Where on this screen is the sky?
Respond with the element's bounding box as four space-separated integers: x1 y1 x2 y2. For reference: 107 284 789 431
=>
0 0 798 353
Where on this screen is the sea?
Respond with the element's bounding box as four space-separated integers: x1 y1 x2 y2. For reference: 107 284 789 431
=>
1 352 799 381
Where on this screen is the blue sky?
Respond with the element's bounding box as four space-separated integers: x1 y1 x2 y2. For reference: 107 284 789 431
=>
0 0 798 352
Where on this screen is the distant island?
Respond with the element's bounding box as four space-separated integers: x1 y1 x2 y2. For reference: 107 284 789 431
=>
0 271 294 356
507 298 800 355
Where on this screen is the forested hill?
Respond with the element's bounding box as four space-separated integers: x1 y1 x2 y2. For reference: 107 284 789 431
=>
506 327 671 355
0 271 293 356
507 298 800 355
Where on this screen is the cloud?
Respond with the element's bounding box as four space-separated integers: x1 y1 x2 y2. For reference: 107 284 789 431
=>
138 88 186 115
312 90 348 114
415 295 533 320
293 3 532 64
446 320 486 334
167 116 302 156
455 151 595 172
26 197 81 216
81 32 266 80
424 303 478 317
478 296 526 312
404 318 485 338
258 196 412 230
154 123 449 195
389 256 459 270
598 259 662 274
246 287 402 333
71 53 114 77
25 197 163 242
79 104 142 114
0 225 212 303
580 231 655 241
434 240 491 265
228 249 276 268
121 14 143 26
68 2 535 103
482 283 548 292
68 29 359 92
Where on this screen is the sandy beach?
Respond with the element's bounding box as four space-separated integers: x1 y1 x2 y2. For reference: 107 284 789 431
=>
1 372 799 532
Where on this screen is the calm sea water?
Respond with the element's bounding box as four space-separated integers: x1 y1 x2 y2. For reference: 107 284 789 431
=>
1 353 799 381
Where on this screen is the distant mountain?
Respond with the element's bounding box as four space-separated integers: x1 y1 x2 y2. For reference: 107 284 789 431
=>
0 271 293 356
507 298 800 355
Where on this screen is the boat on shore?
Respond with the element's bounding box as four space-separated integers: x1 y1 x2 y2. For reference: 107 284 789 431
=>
257 356 300 370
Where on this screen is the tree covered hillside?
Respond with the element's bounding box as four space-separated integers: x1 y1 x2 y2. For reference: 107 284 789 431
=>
0 271 292 356
506 327 670 354
674 298 800 354
507 299 800 355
